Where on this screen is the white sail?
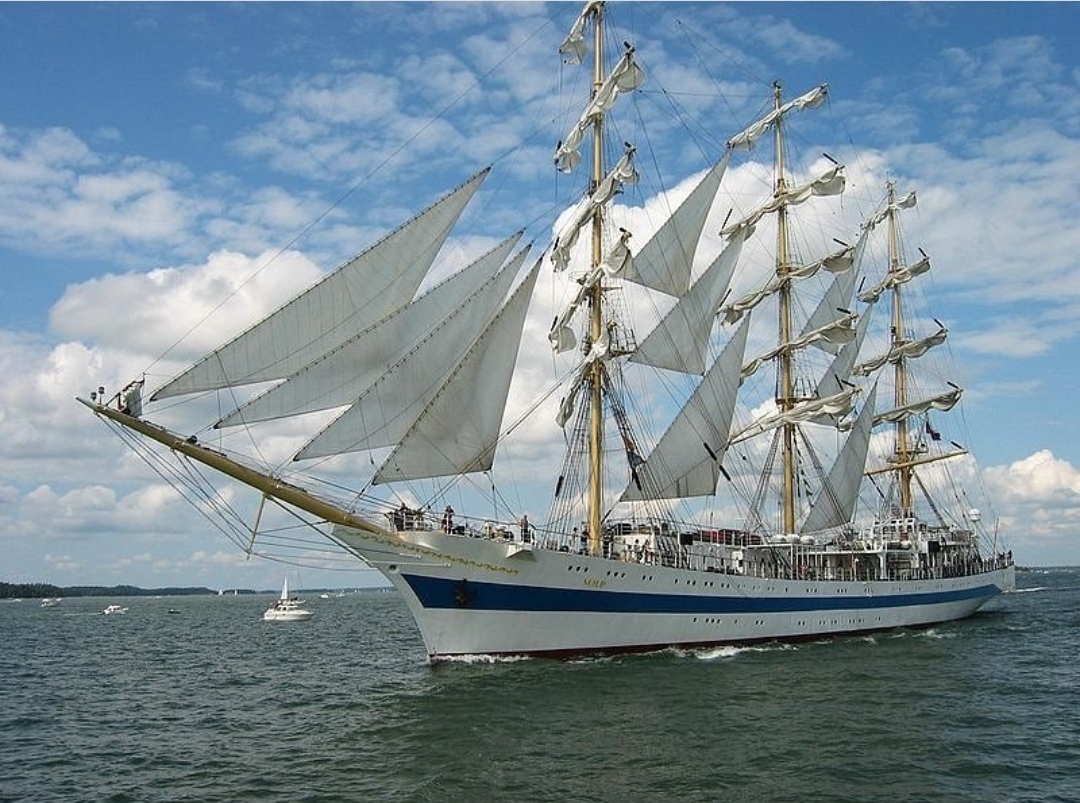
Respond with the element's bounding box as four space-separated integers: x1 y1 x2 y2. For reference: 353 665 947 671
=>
555 46 644 173
721 238 855 327
549 231 631 354
152 169 490 401
622 317 750 502
624 151 730 297
858 254 930 304
552 146 639 272
373 261 541 484
867 189 917 229
854 325 948 377
558 0 602 63
630 226 745 375
216 233 524 428
798 229 867 350
295 247 531 461
740 313 856 380
800 384 878 534
721 165 845 238
726 84 829 151
731 387 859 445
815 306 873 399
873 387 962 426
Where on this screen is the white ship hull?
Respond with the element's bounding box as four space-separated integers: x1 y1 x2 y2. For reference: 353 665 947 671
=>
334 526 1014 661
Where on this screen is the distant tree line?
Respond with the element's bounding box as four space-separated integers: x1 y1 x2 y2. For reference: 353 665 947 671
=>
0 582 217 599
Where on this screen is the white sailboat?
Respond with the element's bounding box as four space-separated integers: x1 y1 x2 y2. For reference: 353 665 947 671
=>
263 577 313 622
81 1 1013 661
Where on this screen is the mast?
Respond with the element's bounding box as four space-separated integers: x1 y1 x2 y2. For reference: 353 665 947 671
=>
887 180 913 515
773 82 797 535
587 3 605 556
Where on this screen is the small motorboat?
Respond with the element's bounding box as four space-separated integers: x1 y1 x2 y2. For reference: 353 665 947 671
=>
263 578 313 622
103 604 128 615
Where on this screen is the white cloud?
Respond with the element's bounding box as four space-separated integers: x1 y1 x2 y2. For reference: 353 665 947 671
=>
986 450 1080 504
49 248 322 366
983 450 1080 562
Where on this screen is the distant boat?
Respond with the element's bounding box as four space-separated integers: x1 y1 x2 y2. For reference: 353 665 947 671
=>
40 597 61 608
263 578 313 622
103 604 128 615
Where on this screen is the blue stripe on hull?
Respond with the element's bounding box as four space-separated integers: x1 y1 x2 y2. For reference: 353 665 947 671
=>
402 573 1001 614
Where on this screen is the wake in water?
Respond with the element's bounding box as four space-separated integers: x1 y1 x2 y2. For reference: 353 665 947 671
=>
685 642 797 662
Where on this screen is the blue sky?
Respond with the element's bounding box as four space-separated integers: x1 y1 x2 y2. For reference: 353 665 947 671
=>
1 2 1078 591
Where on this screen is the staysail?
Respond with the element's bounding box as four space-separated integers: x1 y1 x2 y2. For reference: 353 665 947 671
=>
372 260 541 484
622 317 750 502
623 152 730 298
295 245 533 461
630 226 745 375
152 169 490 401
215 232 524 428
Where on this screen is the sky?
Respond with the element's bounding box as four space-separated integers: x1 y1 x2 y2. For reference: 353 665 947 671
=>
1 1 1079 592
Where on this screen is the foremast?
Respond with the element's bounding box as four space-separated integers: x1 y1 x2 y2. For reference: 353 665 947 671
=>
554 0 643 556
586 3 606 557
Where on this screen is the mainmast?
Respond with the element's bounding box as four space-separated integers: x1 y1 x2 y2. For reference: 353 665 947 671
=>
887 180 914 515
587 4 605 556
773 82 797 536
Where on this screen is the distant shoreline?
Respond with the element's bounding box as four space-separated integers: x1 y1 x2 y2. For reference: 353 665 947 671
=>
1 581 390 599
2 581 228 599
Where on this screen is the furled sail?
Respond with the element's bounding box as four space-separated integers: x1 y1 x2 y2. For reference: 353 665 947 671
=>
730 388 859 445
215 232 523 428
866 189 917 229
622 317 751 502
798 229 867 350
721 238 855 327
720 165 845 239
726 84 829 152
558 0 603 63
554 46 644 173
873 388 962 426
549 231 631 354
152 169 490 401
629 225 745 374
740 313 856 380
294 246 532 460
853 325 947 377
372 261 542 484
552 146 639 272
624 151 730 297
858 255 930 304
800 384 878 534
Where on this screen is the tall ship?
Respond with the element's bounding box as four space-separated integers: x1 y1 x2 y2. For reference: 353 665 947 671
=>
81 1 1014 661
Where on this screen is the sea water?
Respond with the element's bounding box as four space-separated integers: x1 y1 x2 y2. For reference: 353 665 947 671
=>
1 569 1076 803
